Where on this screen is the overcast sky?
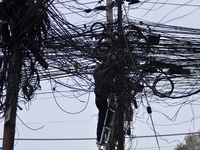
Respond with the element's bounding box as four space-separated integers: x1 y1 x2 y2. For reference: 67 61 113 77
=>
1 0 200 150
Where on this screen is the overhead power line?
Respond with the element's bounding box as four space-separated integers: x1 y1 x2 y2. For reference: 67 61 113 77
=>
142 1 200 7
136 145 177 150
0 132 198 141
132 131 200 138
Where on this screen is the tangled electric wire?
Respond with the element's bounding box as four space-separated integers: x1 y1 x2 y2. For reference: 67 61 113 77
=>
0 0 200 122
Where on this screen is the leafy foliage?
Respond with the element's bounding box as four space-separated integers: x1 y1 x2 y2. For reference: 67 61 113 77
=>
175 133 200 150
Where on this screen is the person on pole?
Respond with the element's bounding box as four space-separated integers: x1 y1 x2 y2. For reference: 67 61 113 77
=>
93 54 117 144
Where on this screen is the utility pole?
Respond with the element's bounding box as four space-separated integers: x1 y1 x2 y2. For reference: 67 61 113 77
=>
3 44 22 150
106 1 116 150
116 0 125 150
2 1 22 149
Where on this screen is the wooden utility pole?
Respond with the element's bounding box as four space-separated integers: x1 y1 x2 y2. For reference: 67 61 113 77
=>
3 44 22 150
2 1 22 149
1 1 48 149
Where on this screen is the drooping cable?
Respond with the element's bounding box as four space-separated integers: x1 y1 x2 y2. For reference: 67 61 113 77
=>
49 76 90 114
17 114 45 131
144 89 161 150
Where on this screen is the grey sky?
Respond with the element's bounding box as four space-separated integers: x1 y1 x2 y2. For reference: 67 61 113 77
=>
1 0 200 150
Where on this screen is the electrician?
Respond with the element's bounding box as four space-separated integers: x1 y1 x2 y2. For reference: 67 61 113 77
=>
94 53 117 144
